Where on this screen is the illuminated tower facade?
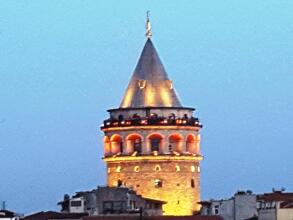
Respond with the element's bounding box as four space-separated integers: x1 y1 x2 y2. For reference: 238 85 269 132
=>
101 17 202 216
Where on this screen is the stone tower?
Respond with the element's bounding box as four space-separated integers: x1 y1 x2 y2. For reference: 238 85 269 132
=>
101 18 202 216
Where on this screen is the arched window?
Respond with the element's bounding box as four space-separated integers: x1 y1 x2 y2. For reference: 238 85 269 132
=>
117 179 123 187
126 134 143 155
186 134 198 154
154 165 161 172
110 134 123 154
134 166 140 172
169 134 184 153
191 179 195 188
104 136 111 156
148 133 163 152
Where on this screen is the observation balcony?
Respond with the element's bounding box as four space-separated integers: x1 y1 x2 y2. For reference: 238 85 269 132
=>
101 116 202 129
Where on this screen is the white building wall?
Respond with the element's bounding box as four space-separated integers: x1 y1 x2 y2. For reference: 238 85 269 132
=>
277 208 293 220
258 209 276 220
234 194 257 220
69 197 85 213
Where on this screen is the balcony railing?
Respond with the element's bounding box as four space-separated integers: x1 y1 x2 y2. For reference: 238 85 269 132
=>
101 116 202 129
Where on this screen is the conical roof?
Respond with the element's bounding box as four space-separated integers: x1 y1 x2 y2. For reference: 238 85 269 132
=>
120 39 182 108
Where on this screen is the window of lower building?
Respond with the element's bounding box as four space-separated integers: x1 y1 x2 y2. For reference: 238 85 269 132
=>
103 201 112 213
103 201 126 214
113 201 126 212
145 203 151 209
130 200 136 209
70 200 82 207
154 203 160 209
214 205 219 215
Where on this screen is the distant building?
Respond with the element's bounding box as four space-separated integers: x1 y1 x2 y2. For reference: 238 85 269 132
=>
199 190 257 220
200 189 293 220
84 216 224 220
58 186 165 216
24 212 224 220
0 210 22 220
257 190 293 220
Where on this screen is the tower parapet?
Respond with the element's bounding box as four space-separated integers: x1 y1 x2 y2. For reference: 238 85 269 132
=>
101 17 202 216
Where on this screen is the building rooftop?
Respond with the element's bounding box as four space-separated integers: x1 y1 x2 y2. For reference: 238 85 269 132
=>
23 211 88 220
119 39 182 108
257 191 293 202
0 210 17 218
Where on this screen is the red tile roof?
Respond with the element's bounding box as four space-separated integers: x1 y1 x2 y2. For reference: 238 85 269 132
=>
258 192 293 202
280 199 293 208
24 211 88 220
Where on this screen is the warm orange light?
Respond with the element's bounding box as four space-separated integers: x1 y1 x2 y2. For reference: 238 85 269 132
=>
103 136 111 155
169 133 184 153
110 134 123 154
160 87 172 106
145 85 154 106
186 134 198 154
102 125 199 132
103 154 203 163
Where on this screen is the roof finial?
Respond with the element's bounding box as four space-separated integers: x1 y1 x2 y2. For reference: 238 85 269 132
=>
145 11 152 38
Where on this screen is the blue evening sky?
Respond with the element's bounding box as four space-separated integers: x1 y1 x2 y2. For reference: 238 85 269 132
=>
0 0 292 214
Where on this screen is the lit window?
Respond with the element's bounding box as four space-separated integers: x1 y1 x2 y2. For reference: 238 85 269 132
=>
107 168 111 173
191 166 196 172
116 166 121 172
214 205 219 215
138 80 146 89
153 179 163 188
154 165 161 171
134 166 140 172
175 165 180 172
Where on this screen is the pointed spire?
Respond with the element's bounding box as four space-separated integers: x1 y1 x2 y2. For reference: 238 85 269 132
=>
145 11 152 38
119 39 182 108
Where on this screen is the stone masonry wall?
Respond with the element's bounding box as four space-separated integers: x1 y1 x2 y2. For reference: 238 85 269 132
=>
106 159 200 216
